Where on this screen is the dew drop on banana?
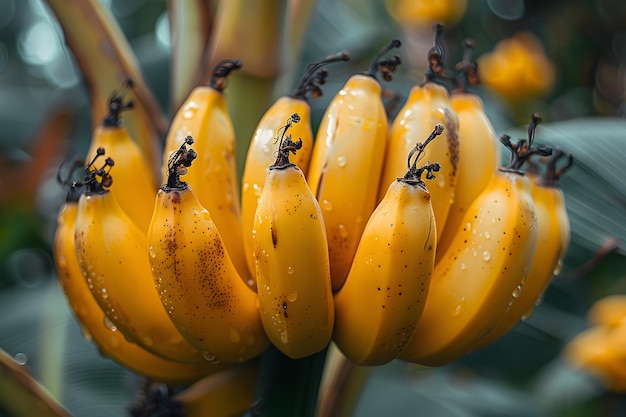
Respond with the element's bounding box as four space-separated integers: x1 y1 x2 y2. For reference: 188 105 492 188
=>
202 351 220 364
553 259 563 276
280 329 289 344
100 288 109 299
484 231 491 240
512 285 522 299
321 199 333 211
338 224 348 238
80 326 92 341
230 327 241 343
451 297 466 317
337 155 347 167
460 263 466 271
482 251 491 262
182 101 199 119
103 316 117 332
287 266 295 275
252 183 262 197
141 335 154 347
287 291 298 302
148 245 156 258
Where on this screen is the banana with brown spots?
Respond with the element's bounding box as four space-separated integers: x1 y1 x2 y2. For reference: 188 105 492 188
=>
147 137 269 364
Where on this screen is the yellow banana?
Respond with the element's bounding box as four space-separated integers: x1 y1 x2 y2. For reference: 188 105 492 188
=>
399 131 542 365
333 125 443 365
379 27 459 244
476 146 573 348
148 137 269 364
162 59 251 286
73 152 206 364
241 51 350 286
436 47 500 262
252 115 334 359
588 295 626 329
307 40 402 291
173 360 261 417
85 80 158 233
54 171 223 385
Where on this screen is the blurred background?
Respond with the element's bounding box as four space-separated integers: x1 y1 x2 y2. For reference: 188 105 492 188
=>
0 0 625 416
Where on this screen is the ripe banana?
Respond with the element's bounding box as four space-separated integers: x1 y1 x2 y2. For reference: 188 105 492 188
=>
307 39 402 291
435 91 499 263
252 115 334 359
162 59 251 285
378 27 459 243
85 80 158 234
54 176 223 385
73 152 207 364
333 125 443 365
399 164 538 366
241 51 350 286
476 147 573 348
148 137 269 364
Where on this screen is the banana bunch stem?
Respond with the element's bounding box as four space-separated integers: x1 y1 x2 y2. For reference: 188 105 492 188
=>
253 345 329 417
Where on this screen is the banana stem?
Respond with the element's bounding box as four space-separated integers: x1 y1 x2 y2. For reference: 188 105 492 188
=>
252 345 328 417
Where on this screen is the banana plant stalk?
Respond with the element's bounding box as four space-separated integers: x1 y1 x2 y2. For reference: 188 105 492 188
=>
167 0 214 113
44 0 167 186
0 348 72 417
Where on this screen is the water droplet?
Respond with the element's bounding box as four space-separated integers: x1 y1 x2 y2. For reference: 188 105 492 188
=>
287 291 298 302
243 183 250 193
182 101 199 119
142 336 154 346
149 246 156 258
13 353 27 366
337 155 347 167
534 292 545 306
460 263 466 271
57 256 67 268
80 327 92 341
103 316 117 332
512 285 522 299
338 224 348 238
484 231 491 240
437 176 446 188
521 305 535 321
252 183 262 197
280 330 289 344
321 199 333 211
202 351 220 363
482 251 491 261
287 266 295 275
100 288 109 299
465 222 471 231
553 259 563 276
248 279 255 288
451 298 465 317
261 143 272 154
230 327 241 343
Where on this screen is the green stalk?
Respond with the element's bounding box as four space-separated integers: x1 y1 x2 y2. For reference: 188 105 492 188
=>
252 345 328 417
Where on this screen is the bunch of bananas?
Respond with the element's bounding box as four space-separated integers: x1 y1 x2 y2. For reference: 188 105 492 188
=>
52 25 574 414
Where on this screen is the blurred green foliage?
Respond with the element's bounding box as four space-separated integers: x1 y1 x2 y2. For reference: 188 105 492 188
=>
0 0 624 416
